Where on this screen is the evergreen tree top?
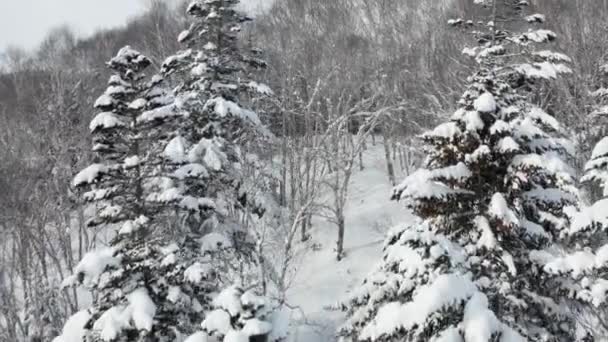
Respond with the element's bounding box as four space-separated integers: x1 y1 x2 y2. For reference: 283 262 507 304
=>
338 2 601 341
107 46 151 74
73 46 161 230
161 0 266 93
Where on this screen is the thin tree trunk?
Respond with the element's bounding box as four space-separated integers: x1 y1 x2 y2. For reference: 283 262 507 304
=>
280 110 288 206
398 145 406 172
359 138 365 171
359 150 364 171
336 213 345 261
382 129 396 185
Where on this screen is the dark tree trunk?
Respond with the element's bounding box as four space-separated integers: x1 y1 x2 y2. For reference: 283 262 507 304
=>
336 214 345 261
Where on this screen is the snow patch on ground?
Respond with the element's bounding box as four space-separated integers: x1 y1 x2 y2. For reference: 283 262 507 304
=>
286 143 413 341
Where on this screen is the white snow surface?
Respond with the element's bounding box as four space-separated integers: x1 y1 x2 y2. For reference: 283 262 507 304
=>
191 63 209 76
533 50 571 63
161 253 177 267
52 310 91 342
204 147 223 171
147 187 183 203
164 136 189 163
241 290 266 308
510 153 573 177
490 120 511 134
213 286 243 316
360 273 477 340
184 262 213 283
466 145 491 164
525 13 546 23
184 331 210 342
569 199 608 235
522 219 550 240
591 137 608 159
528 106 560 131
247 81 274 95
111 46 148 67
173 163 209 179
90 288 156 341
204 96 261 125
123 155 140 169
138 104 181 122
73 164 109 187
201 309 232 336
497 137 520 153
128 98 147 110
488 193 519 226
167 286 182 303
188 138 225 171
224 330 249 342
463 292 500 342
127 288 156 331
433 162 472 181
528 30 556 43
268 308 291 341
474 92 497 113
475 216 496 250
432 327 462 342
178 29 191 43
201 232 232 254
203 42 218 51
393 165 473 202
424 121 461 140
94 94 114 108
93 306 130 341
62 247 119 288
531 245 608 277
285 143 414 341
242 318 273 336
579 279 608 307
515 62 572 80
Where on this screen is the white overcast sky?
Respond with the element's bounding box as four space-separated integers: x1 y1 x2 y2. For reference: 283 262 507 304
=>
0 0 273 53
0 0 146 52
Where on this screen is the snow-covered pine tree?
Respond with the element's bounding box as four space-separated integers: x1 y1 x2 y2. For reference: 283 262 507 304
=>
589 63 608 117
74 46 159 230
582 62 608 200
557 62 608 336
149 0 273 282
55 47 219 342
339 1 597 341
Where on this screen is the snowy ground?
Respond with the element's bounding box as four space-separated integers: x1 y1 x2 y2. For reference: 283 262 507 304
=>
285 143 414 341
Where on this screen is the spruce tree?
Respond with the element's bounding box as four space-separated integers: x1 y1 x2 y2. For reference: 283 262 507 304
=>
564 62 608 335
55 19 278 338
55 47 219 342
339 1 598 341
589 63 608 118
154 0 272 281
582 62 608 198
159 0 281 340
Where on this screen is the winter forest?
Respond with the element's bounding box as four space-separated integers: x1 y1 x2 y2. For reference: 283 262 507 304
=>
3 0 608 341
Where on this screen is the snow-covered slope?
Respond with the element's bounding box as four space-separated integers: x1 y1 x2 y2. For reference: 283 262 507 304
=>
285 143 414 341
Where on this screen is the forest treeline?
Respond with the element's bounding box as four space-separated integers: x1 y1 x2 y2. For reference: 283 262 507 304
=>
1 0 608 341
